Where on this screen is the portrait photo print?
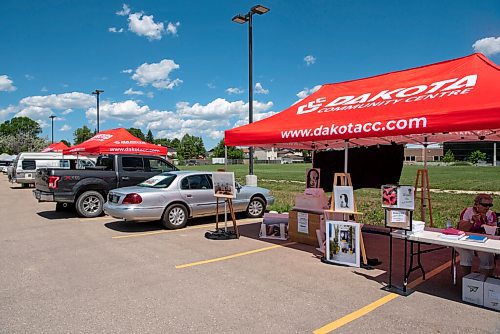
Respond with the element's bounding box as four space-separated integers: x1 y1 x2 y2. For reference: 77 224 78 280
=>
333 185 354 212
306 168 321 189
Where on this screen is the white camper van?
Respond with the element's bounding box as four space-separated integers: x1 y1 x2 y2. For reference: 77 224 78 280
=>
12 152 95 187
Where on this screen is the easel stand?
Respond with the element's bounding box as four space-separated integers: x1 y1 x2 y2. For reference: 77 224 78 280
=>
323 173 368 266
414 169 433 227
382 228 414 296
214 196 240 239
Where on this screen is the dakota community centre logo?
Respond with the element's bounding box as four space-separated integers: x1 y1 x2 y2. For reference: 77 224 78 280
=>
295 74 478 115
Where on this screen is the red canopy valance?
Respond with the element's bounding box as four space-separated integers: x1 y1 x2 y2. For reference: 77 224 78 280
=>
225 53 500 149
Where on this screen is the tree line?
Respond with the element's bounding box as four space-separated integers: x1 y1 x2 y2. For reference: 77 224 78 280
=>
0 116 243 159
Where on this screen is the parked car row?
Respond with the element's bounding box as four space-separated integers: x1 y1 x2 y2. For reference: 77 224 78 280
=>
25 153 273 229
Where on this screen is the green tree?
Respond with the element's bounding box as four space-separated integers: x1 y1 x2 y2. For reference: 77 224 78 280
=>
212 139 244 159
145 130 154 143
127 128 145 140
468 150 487 164
73 125 94 145
442 149 455 163
60 139 71 147
0 117 45 154
0 116 42 137
177 134 206 160
0 133 48 154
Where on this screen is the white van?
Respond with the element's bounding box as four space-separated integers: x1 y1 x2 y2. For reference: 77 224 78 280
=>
12 152 95 187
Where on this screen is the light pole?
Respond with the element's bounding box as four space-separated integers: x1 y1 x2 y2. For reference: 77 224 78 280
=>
49 115 56 144
232 4 269 176
92 89 104 133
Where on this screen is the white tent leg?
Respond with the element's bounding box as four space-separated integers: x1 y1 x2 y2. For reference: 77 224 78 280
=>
344 140 349 174
224 146 228 170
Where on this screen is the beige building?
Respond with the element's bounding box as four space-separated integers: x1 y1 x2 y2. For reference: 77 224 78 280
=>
404 146 443 162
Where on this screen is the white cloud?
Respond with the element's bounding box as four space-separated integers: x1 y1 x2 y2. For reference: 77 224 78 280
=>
166 22 180 36
0 105 19 122
209 130 224 140
255 82 269 94
304 55 316 66
116 4 130 16
0 75 17 92
146 92 154 98
176 98 273 120
128 12 165 40
62 109 73 115
122 69 133 74
233 110 277 128
60 124 72 131
20 92 95 109
41 86 48 92
124 88 144 95
473 37 500 56
16 106 53 123
226 87 243 95
25 74 34 80
86 100 149 121
296 85 322 99
207 82 216 89
131 59 182 90
109 27 124 33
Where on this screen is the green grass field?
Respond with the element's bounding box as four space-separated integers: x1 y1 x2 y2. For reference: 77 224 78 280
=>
181 163 500 228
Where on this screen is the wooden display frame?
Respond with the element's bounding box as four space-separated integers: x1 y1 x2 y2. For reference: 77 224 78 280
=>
323 173 367 265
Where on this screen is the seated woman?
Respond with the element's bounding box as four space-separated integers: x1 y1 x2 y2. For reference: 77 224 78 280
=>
455 193 497 277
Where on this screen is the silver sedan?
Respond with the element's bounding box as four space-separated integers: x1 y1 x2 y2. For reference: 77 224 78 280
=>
104 171 275 229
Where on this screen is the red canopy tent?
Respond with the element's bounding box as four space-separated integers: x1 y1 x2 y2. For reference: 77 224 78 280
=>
42 142 70 153
225 53 500 149
63 128 167 156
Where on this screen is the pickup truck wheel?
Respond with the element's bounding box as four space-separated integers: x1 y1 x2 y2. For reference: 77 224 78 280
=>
76 191 104 218
246 197 265 218
162 204 188 229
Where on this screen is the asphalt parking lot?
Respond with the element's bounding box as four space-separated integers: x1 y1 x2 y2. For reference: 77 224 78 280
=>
0 175 499 333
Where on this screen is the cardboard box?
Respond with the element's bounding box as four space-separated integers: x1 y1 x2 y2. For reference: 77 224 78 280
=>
288 210 324 246
462 273 485 306
484 277 500 311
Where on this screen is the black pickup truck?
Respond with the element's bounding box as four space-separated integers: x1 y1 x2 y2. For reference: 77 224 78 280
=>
34 154 178 217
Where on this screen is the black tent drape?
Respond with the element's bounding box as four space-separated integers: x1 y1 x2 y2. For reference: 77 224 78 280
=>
314 144 404 191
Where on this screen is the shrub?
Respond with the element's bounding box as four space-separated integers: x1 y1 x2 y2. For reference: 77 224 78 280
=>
442 150 455 163
468 150 487 164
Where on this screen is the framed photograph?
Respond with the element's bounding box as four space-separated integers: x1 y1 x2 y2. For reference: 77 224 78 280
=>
382 185 415 210
333 185 354 212
381 184 398 208
385 209 413 230
306 168 321 189
325 220 360 267
212 172 236 198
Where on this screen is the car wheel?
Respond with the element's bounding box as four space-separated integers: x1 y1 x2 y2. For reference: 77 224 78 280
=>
162 204 188 229
246 197 265 218
75 191 104 218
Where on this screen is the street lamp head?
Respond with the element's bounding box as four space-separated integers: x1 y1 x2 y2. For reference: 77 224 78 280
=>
92 89 104 95
251 5 270 15
49 115 56 119
232 14 248 24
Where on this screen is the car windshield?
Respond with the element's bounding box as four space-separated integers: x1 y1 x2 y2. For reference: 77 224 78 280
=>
138 173 177 188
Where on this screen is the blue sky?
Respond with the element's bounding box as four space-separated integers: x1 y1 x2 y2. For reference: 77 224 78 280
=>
1 0 499 149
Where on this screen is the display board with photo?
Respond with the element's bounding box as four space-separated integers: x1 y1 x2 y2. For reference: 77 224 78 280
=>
381 185 415 210
325 220 360 267
333 185 354 212
385 209 413 230
212 172 236 198
305 168 321 189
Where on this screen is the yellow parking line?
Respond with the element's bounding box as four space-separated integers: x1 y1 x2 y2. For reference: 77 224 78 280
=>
312 260 452 333
175 242 297 269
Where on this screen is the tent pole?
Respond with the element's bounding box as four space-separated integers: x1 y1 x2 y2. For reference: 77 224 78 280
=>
494 142 497 167
224 146 228 170
344 139 349 174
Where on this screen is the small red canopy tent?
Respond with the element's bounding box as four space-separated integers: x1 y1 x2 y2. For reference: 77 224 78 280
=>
64 128 167 156
225 53 500 149
42 142 69 153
